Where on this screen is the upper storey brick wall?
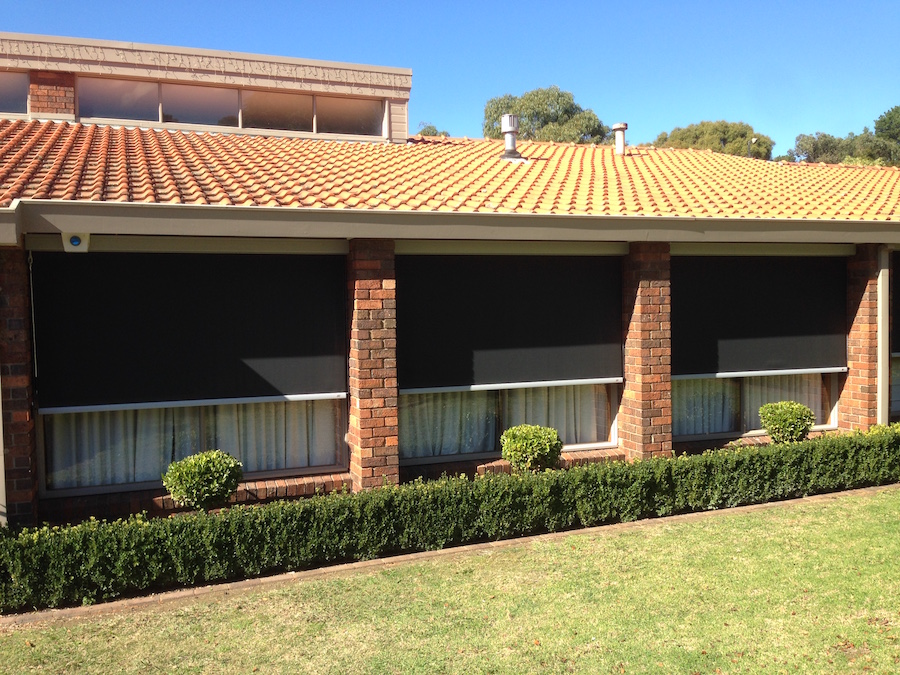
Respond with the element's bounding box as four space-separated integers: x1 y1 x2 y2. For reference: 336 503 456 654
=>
29 72 75 116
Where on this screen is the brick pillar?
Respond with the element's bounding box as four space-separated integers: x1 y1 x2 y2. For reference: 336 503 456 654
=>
619 242 672 460
839 244 879 430
347 240 399 491
29 71 75 117
0 248 37 525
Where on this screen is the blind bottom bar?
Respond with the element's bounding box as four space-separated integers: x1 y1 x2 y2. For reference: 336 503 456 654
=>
672 367 847 381
399 377 623 395
39 392 348 415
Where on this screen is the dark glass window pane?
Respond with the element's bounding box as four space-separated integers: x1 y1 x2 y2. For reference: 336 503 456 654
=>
316 96 383 136
0 72 28 113
162 83 238 126
78 77 158 120
243 90 313 131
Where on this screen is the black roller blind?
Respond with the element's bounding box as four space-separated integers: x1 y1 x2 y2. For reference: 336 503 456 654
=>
672 256 847 376
396 255 623 389
32 252 347 409
893 252 900 353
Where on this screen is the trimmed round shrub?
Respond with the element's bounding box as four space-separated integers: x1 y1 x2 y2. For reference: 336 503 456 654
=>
500 424 563 471
758 401 816 444
162 450 243 511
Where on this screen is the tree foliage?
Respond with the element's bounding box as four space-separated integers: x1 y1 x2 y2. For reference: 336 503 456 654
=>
417 123 449 137
483 86 608 144
783 105 900 166
874 106 900 144
654 121 775 160
787 128 899 165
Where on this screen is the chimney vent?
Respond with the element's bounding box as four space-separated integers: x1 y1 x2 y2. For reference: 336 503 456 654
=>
499 113 522 159
613 122 628 155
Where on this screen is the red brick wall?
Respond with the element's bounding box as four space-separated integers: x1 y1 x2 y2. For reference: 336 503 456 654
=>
29 72 75 116
347 240 399 490
620 242 672 460
0 248 37 525
39 474 352 525
839 244 879 430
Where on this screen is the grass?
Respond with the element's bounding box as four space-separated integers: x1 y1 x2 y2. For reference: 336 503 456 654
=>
2 487 900 674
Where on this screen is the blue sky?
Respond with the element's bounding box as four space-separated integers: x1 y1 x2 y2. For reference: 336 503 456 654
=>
5 0 899 155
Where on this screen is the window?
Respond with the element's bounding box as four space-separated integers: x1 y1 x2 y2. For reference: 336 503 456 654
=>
396 255 622 461
32 252 348 491
316 96 383 135
75 76 386 136
43 399 344 490
399 384 613 460
671 255 847 438
78 77 158 121
673 373 836 438
892 357 900 419
162 83 238 126
243 90 313 132
0 72 28 113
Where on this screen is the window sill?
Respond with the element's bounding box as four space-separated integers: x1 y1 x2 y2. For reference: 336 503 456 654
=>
477 447 625 475
37 473 352 525
674 424 838 443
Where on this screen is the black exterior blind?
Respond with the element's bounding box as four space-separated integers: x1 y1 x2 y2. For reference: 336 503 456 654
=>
396 255 623 389
671 256 847 376
893 252 899 353
32 252 347 409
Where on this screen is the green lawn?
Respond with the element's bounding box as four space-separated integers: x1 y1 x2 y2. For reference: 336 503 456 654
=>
2 487 900 674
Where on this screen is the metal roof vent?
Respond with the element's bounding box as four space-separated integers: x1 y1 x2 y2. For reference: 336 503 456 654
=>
613 122 628 155
499 113 522 159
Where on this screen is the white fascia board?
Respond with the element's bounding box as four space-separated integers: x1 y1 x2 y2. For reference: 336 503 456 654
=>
14 199 900 245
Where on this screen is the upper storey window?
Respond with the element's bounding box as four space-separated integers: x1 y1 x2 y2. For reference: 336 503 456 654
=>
317 96 383 135
243 90 313 132
78 78 158 120
162 84 238 126
75 76 385 137
0 72 29 114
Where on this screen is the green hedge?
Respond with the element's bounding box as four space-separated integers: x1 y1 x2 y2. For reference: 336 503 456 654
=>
3 426 900 613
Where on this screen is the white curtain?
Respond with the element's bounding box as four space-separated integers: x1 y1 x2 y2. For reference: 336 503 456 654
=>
206 400 341 471
43 399 342 490
44 407 201 489
672 378 740 437
502 384 608 445
744 373 826 430
399 391 498 459
399 384 613 459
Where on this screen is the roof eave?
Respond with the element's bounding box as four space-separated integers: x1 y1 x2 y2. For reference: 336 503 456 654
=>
12 199 900 246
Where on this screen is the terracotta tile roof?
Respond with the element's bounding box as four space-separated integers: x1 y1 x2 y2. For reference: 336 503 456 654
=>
1 118 900 220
